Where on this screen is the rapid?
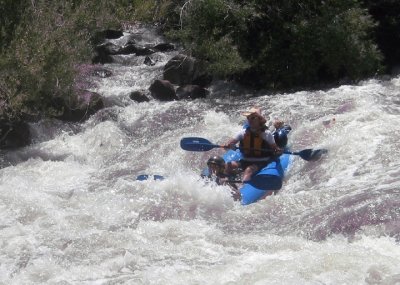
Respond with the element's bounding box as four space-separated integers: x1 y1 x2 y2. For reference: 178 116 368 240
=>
0 26 399 285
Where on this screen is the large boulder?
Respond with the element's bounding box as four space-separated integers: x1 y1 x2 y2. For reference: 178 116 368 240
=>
163 54 212 87
149 79 177 101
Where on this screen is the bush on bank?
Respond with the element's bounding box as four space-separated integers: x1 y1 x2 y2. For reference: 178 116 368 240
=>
0 0 125 121
362 0 400 73
170 0 383 89
0 0 398 122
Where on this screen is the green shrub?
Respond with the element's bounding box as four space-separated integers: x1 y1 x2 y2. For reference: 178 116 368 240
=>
362 0 400 71
0 0 29 53
0 0 391 120
173 0 383 89
167 0 251 77
0 0 123 119
235 0 383 88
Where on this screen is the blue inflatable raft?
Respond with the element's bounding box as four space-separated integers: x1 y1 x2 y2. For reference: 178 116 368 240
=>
182 126 329 205
200 126 293 205
221 149 292 205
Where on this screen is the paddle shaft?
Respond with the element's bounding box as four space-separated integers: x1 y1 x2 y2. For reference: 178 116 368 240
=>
180 137 327 161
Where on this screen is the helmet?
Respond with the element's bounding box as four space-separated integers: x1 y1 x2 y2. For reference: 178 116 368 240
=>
273 129 288 148
207 156 225 167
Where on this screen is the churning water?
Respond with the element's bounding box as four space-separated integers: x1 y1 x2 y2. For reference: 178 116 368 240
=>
0 26 399 284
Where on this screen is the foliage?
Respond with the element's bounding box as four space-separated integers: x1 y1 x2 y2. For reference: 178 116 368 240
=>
166 0 251 77
0 0 397 121
0 0 123 120
171 0 383 89
235 0 383 88
361 0 400 71
0 0 29 53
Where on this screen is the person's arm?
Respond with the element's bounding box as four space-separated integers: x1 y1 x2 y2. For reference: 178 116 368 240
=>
224 130 244 149
224 138 239 149
271 143 283 155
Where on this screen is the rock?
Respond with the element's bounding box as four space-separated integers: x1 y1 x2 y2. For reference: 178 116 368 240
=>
96 42 122 55
144 56 156 66
133 45 154 56
92 29 123 45
163 54 212 87
129 91 150 103
55 91 104 122
149 80 177 101
0 120 31 149
153 43 175 52
163 54 195 85
92 42 155 63
118 43 154 56
176 85 208 100
102 29 123 39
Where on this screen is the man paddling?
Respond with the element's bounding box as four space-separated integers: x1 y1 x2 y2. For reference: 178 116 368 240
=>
224 107 283 183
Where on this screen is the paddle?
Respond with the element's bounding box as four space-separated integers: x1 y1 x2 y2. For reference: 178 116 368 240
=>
136 174 165 181
180 137 327 162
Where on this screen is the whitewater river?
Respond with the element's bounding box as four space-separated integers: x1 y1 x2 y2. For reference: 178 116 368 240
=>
0 26 399 284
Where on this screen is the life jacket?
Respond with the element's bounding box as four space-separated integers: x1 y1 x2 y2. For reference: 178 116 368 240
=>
239 127 271 157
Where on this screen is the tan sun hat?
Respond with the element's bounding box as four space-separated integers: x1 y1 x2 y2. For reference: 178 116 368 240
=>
241 107 262 117
241 107 267 125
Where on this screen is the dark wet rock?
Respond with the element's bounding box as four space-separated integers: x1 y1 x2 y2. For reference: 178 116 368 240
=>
192 73 213 88
118 43 154 56
92 29 123 45
93 42 130 63
129 91 150 103
93 42 155 63
95 42 122 55
153 43 175 52
101 29 124 39
92 53 114 64
149 79 177 101
144 56 156 66
133 45 154 56
176 85 209 100
163 54 194 85
163 54 212 87
0 120 31 149
54 91 104 122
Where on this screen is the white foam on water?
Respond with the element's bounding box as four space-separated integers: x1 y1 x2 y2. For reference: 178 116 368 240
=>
1 26 399 284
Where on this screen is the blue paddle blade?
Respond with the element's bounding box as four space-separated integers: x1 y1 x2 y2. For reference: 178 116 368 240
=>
180 137 221 152
136 174 165 181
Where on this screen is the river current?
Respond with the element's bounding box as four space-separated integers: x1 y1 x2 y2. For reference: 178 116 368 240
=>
0 26 399 284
